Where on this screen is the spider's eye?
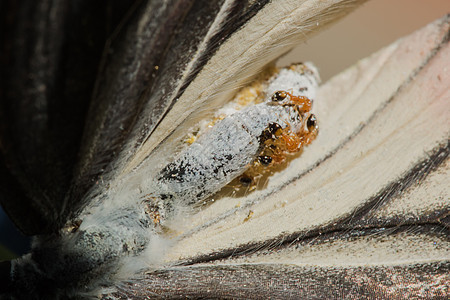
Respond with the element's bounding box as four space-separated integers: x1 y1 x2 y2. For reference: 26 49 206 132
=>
268 122 283 135
239 175 253 186
258 155 273 166
272 91 287 102
306 114 317 131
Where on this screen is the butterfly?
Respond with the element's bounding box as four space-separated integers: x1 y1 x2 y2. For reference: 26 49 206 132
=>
1 1 448 299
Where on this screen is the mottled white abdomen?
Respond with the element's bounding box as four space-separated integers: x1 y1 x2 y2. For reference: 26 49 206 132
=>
156 103 301 204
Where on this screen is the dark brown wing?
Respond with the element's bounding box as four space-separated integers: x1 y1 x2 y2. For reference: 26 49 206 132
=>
0 0 137 235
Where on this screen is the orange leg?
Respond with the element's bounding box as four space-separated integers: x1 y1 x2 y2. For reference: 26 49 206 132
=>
281 132 303 152
286 92 312 113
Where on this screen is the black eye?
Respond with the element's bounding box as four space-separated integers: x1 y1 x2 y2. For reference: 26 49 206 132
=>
259 122 283 143
272 91 287 101
239 175 253 186
268 122 282 134
307 114 317 131
258 155 273 166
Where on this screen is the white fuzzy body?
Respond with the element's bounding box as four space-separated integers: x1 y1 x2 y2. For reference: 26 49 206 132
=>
155 103 302 204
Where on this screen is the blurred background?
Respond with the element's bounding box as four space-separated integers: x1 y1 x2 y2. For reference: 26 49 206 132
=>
279 0 450 81
1 0 449 260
